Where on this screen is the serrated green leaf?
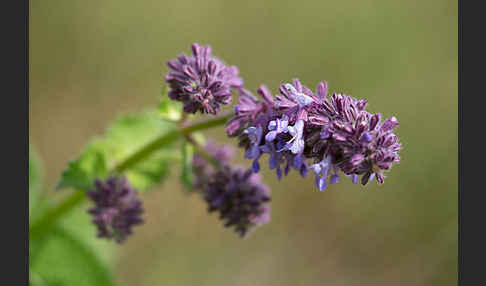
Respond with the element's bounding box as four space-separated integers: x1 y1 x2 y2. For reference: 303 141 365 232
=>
57 110 178 192
30 226 117 286
181 141 195 192
57 141 108 191
158 90 183 121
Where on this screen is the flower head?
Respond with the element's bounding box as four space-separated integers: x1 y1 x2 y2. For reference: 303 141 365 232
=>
227 78 402 191
165 43 243 114
202 166 271 237
309 92 401 186
87 176 144 243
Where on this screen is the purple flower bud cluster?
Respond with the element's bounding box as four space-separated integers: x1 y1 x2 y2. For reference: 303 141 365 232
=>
203 166 271 237
87 176 144 243
165 43 243 114
226 79 402 191
192 141 271 237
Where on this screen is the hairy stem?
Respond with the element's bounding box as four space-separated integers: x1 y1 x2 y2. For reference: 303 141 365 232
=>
30 112 232 241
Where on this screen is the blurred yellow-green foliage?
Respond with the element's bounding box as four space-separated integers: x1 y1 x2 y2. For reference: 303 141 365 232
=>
30 0 457 285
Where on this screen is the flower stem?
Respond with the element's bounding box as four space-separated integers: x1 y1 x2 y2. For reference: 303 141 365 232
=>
114 112 231 172
184 134 223 170
30 112 232 241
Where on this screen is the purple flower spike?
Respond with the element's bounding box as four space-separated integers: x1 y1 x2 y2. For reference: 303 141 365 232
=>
87 176 144 243
202 167 271 237
226 77 402 191
166 43 243 115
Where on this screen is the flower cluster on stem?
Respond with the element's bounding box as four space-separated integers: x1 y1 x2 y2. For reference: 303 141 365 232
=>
87 176 144 243
192 140 271 237
226 78 401 191
165 43 243 114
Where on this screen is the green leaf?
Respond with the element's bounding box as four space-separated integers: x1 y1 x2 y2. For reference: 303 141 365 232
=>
30 226 117 286
30 196 116 285
57 141 108 191
58 203 116 264
29 147 43 220
181 141 195 192
158 90 183 122
57 109 179 192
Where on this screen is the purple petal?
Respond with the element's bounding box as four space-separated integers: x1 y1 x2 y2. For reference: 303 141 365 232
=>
316 176 327 192
360 132 372 143
381 116 399 132
317 81 328 99
300 165 308 177
320 129 331 139
265 131 277 142
252 159 260 173
269 154 277 169
276 167 282 180
330 174 340 185
284 162 290 175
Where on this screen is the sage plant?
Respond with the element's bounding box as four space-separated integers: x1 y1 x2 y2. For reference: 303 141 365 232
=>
30 43 402 247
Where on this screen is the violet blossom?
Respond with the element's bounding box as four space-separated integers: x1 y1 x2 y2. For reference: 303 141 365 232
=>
165 43 243 114
87 176 144 243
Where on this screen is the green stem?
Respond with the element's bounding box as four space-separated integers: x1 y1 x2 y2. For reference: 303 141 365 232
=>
29 190 86 240
30 112 232 241
184 134 223 170
114 112 231 172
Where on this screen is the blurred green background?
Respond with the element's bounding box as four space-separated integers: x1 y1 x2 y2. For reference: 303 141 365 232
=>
29 0 457 285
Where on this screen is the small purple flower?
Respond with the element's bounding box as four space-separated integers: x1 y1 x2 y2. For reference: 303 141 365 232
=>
226 86 274 136
329 166 340 185
283 83 315 107
275 79 320 122
309 156 332 191
87 176 144 243
265 115 289 142
260 141 284 180
282 119 305 154
202 166 271 237
243 125 263 160
165 43 243 114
